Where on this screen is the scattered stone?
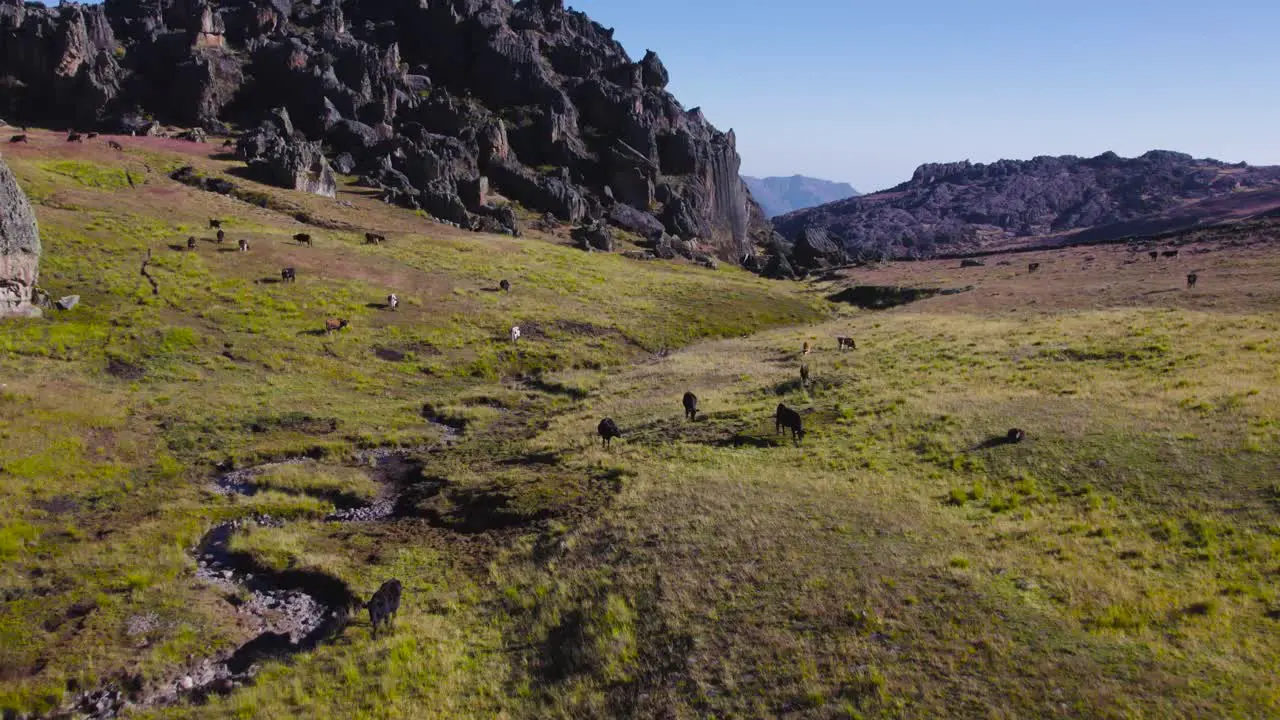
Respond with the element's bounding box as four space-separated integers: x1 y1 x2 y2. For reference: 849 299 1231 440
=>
55 294 80 310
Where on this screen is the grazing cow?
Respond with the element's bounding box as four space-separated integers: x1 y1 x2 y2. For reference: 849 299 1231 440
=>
800 364 810 386
209 218 222 229
107 140 123 151
216 229 225 243
802 341 811 355
66 132 83 142
1162 250 1179 258
836 336 856 351
387 293 399 310
325 318 349 334
682 391 698 421
1148 251 1159 260
86 132 98 139
222 139 234 147
238 238 249 252
775 404 804 444
365 232 385 245
294 233 313 246
1028 262 1041 273
186 236 197 250
366 579 403 638
1187 272 1198 288
510 325 522 343
597 417 622 448
281 267 296 283
1007 428 1025 443
499 279 511 293
8 134 27 143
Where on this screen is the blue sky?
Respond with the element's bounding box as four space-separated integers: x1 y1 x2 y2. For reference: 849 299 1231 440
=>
570 0 1280 192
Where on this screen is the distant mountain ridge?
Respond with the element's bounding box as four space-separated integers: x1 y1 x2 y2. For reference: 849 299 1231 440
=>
742 175 859 217
772 150 1280 264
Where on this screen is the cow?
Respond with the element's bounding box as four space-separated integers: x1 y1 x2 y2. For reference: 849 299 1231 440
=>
66 132 83 142
1007 428 1025 443
325 318 349 334
107 140 123 151
281 267 296 283
366 579 403 638
294 233 313 247
1028 262 1041 273
775 404 804 445
209 219 223 229
597 418 622 448
1162 250 1179 258
499 279 511 293
802 341 811 355
222 139 235 147
8 134 27 143
216 229 225 243
682 392 698 421
387 293 399 310
836 336 856 351
510 326 521 343
800 364 810 386
238 238 249 252
186 236 197 250
86 132 99 139
1149 251 1159 260
1187 273 1198 288
365 232 385 245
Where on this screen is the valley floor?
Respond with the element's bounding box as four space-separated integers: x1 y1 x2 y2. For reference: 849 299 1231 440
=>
2 133 1278 719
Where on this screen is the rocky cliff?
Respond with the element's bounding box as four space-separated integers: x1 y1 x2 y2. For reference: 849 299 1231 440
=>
774 151 1280 265
742 175 859 218
0 155 41 318
0 0 774 262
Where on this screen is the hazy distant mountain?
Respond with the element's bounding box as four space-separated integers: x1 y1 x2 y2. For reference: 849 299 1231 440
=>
741 175 860 217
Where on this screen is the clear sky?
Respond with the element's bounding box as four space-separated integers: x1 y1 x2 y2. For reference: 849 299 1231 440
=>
569 0 1280 192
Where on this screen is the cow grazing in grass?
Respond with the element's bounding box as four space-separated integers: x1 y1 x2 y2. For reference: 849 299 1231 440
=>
8 134 27 143
1187 273 1198 288
222 139 234 147
683 392 698 421
209 218 223 229
1149 251 1158 260
510 326 521 343
387 293 399 310
800 364 810 386
107 140 123 150
66 131 83 142
186 236 197 250
775 404 804 445
1162 250 1179 258
294 233 313 246
499 279 511 293
366 579 402 637
1007 428 1025 443
281 267 296 283
86 132 98 139
365 232 385 245
238 238 249 252
1028 262 1040 273
216 229 225 243
836 336 856 351
802 341 811 355
325 318 349 334
597 418 622 448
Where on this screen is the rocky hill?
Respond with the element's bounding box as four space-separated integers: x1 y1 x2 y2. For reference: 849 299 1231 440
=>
741 174 859 217
773 150 1280 266
0 0 775 263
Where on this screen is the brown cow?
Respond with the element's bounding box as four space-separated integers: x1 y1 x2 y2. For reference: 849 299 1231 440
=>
293 233 313 247
325 318 349 334
1186 273 1198 288
836 337 856 351
1028 262 1040 273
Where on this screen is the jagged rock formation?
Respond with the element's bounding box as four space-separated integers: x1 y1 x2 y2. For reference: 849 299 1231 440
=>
742 175 859 218
775 151 1280 265
0 0 775 262
0 156 41 318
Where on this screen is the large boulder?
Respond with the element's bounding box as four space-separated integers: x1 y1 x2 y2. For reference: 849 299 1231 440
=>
0 157 41 318
791 227 845 269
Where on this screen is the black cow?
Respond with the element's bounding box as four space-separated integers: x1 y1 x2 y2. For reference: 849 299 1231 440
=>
499 279 511 293
209 218 223 229
598 418 622 448
107 140 123 151
281 267 296 283
66 132 83 142
1007 428 1025 443
1187 273 1198 288
1162 250 1179 258
682 392 698 421
86 132 99 139
1028 262 1041 273
365 232 385 244
366 579 403 637
836 336 856 351
216 229 225 243
8 134 27 143
294 233 313 247
186 236 197 250
775 404 804 444
1149 251 1158 260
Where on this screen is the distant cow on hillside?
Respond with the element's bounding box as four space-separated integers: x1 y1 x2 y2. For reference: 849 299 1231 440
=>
209 218 222 229
66 131 83 142
683 392 698 421
775 404 804 445
366 579 402 637
598 418 622 448
365 232 385 245
387 293 399 310
802 341 811 355
800 364 810 386
1162 250 1179 258
499 279 511 293
1028 262 1040 273
1149 251 1158 260
107 140 123 151
836 336 855 351
325 318 349 334
216 229 225 244
281 267 296 283
294 233 313 246
186 236 197 250
86 132 98 139
1186 273 1198 288
1007 428 1025 443
238 238 249 252
510 326 521 343
8 134 27 143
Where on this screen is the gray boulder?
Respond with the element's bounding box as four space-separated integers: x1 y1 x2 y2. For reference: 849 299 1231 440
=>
0 157 41 318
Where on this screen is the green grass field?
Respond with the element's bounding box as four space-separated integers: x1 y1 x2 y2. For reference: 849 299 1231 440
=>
2 132 1277 719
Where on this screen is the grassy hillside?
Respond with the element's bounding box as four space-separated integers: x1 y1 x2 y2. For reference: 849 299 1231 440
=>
2 133 1278 719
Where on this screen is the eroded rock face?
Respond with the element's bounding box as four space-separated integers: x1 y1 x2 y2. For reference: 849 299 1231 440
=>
0 157 41 318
